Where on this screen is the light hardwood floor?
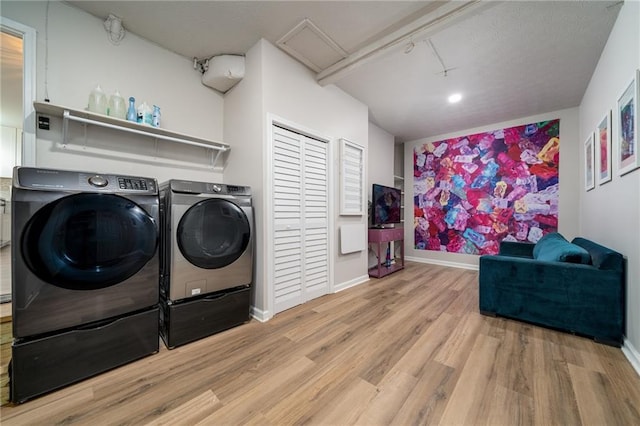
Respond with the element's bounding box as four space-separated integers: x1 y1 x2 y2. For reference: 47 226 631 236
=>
1 262 639 425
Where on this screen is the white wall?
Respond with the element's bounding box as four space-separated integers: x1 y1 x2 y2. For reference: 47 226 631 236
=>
224 40 266 317
261 40 369 294
403 107 580 269
394 143 404 178
578 0 640 363
225 39 370 320
367 122 395 267
368 122 395 197
2 1 225 183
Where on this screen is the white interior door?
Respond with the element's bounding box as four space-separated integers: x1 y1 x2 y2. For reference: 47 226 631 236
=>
272 125 329 314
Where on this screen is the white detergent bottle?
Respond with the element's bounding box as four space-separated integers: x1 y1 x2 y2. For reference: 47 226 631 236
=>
108 90 126 119
88 85 108 115
137 101 152 125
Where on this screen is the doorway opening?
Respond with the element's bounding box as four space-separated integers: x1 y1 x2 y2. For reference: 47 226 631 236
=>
0 29 23 303
1 16 36 304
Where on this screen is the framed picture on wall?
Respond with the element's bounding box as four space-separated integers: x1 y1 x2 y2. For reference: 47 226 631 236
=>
584 132 595 191
596 110 612 185
617 69 639 176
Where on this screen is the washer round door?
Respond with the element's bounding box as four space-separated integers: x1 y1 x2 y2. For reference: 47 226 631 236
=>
21 193 158 290
177 198 251 269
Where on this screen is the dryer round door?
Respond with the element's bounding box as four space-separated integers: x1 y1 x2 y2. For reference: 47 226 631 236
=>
177 198 250 269
21 193 158 290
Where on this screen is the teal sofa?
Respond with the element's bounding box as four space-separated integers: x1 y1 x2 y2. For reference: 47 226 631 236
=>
479 234 625 346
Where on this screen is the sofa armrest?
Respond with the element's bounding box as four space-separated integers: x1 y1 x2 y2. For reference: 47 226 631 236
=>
498 241 535 258
572 237 624 270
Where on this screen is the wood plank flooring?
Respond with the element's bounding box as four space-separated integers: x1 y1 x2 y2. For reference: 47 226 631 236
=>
1 262 640 425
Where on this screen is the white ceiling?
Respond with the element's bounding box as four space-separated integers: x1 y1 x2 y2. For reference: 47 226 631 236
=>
53 2 624 141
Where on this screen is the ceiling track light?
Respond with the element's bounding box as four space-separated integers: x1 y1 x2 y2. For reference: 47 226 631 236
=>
426 38 449 76
104 13 125 45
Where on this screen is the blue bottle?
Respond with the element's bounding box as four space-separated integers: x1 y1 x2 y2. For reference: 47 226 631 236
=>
152 105 161 127
126 97 137 122
385 243 392 267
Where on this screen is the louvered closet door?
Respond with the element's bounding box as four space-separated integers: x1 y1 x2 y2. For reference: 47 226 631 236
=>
302 138 329 302
272 126 329 314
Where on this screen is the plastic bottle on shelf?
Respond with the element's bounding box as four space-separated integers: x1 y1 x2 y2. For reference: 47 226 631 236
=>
143 103 153 126
136 101 144 123
88 85 108 115
126 97 137 122
108 90 126 119
152 105 161 128
137 101 153 125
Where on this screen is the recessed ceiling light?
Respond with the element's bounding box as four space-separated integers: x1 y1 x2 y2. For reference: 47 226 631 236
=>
448 93 462 103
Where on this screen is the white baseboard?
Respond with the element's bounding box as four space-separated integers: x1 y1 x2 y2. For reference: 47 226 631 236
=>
334 274 370 293
250 274 370 322
250 306 271 323
405 256 479 271
622 338 640 378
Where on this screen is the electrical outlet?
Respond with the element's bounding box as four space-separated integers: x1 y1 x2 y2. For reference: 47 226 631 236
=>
38 115 50 130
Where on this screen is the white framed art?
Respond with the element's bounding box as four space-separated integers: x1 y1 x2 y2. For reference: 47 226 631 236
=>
596 110 612 185
584 132 595 191
617 69 640 176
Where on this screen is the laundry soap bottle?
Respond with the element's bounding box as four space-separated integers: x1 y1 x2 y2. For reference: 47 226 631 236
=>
137 101 153 125
152 105 161 128
108 90 126 119
88 85 108 115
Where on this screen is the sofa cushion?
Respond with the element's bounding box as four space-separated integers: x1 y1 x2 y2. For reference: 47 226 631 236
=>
533 232 591 264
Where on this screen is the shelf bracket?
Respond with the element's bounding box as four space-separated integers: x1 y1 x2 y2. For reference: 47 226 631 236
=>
62 110 71 147
212 149 223 169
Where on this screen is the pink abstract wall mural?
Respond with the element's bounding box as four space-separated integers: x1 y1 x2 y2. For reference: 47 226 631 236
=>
413 119 560 255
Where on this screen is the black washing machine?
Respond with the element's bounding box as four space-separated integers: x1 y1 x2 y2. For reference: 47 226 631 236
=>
159 180 254 348
10 167 160 403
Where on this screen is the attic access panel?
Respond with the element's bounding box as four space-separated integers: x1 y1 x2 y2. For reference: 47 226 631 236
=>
277 18 348 72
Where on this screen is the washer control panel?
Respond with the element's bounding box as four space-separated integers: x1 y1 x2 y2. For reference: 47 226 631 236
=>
15 167 157 194
117 177 150 191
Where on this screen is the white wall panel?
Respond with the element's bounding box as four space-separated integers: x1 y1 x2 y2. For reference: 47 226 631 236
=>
578 1 640 357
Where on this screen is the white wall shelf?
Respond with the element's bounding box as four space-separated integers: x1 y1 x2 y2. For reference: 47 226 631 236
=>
34 102 230 168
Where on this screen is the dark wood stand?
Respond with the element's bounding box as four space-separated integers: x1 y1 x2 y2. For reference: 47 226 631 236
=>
368 227 404 278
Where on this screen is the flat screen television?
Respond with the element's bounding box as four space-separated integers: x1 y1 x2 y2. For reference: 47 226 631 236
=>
372 183 402 226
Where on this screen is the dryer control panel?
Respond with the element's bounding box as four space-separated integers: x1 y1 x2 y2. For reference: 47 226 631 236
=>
170 180 251 196
225 184 250 195
14 167 157 194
